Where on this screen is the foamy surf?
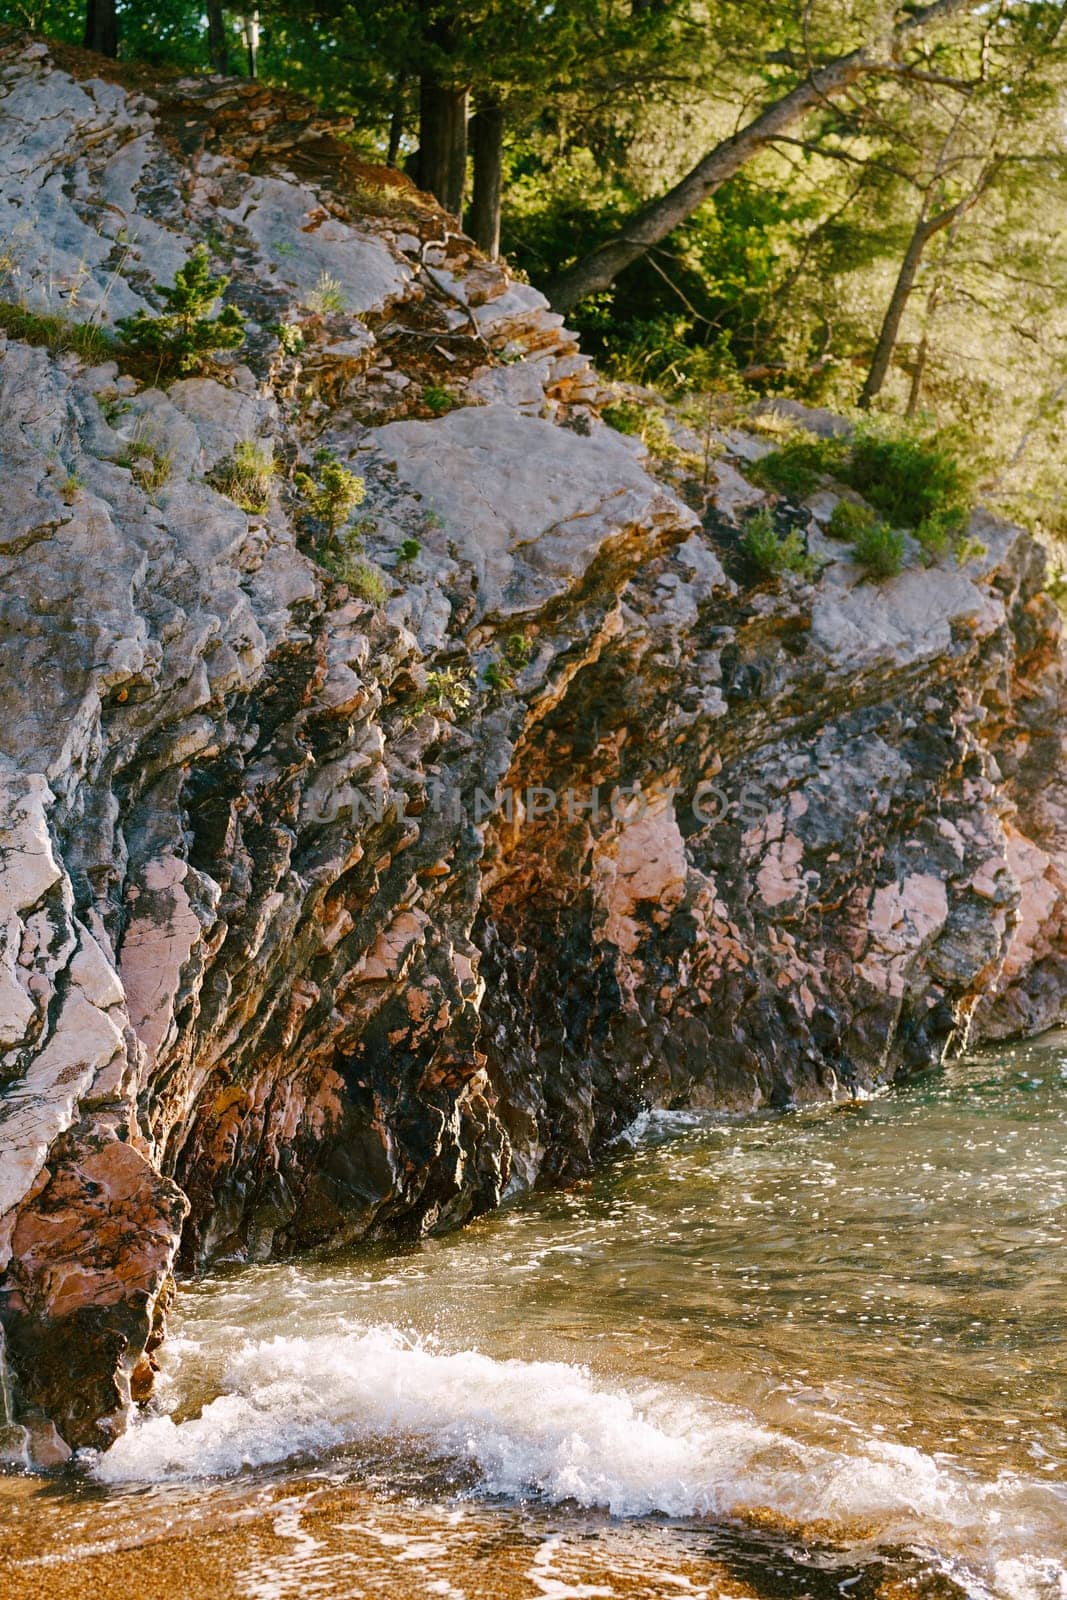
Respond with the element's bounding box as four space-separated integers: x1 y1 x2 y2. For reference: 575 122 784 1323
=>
93 1323 1067 1597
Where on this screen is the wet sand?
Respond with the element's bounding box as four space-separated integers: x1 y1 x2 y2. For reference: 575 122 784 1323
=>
1 1470 773 1600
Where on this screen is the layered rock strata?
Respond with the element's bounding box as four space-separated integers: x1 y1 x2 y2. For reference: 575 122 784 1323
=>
0 36 1064 1456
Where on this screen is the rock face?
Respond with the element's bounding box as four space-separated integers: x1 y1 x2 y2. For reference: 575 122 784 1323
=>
1 36 1066 1456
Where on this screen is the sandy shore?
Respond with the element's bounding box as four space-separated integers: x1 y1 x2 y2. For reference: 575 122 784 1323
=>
1 1470 769 1600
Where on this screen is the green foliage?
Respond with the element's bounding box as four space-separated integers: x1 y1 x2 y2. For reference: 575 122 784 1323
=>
846 425 972 531
484 658 516 692
504 632 532 668
913 505 968 561
0 301 113 364
757 423 973 552
295 450 366 537
751 434 845 499
953 534 988 569
396 537 422 566
59 470 83 504
509 165 808 395
851 517 906 580
208 440 275 514
826 499 875 542
601 400 644 435
116 248 245 378
275 322 306 355
423 385 454 416
421 665 474 720
739 508 816 579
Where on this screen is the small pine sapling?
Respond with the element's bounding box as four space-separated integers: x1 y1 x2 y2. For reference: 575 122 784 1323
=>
117 247 245 377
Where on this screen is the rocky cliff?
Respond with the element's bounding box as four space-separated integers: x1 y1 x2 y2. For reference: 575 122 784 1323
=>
1 35 1065 1464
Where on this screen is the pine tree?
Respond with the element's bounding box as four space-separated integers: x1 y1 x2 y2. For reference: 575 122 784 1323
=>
117 248 246 377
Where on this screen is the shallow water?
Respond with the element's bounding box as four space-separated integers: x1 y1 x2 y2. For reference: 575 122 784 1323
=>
3 1036 1067 1600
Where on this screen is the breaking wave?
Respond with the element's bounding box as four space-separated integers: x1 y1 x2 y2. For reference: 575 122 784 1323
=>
94 1322 1067 1600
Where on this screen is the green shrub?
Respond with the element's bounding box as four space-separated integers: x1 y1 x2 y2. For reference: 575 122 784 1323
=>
740 507 816 579
116 247 245 378
752 423 973 543
316 540 388 598
602 400 645 435
209 439 274 514
851 517 905 579
826 499 874 541
750 434 845 499
396 537 422 566
295 449 365 537
845 424 971 529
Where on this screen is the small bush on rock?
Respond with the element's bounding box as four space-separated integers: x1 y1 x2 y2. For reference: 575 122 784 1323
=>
422 665 473 720
484 658 516 692
827 499 874 541
116 247 245 378
740 507 816 579
295 449 365 537
275 321 305 355
505 632 531 668
750 434 845 499
847 423 971 530
851 516 905 579
752 422 973 558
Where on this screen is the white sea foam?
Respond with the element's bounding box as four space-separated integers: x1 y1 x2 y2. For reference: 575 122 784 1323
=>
91 1323 1067 1589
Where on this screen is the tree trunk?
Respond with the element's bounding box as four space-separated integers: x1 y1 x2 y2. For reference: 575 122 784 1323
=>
546 0 976 314
418 77 468 218
243 9 259 79
860 181 993 409
416 5 468 219
83 0 118 57
207 1 228 75
387 72 408 169
469 99 505 258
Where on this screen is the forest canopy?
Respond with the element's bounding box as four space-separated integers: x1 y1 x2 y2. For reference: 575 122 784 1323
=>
4 0 1067 541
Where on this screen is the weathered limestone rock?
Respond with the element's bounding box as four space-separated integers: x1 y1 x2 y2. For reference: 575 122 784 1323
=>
1 35 1066 1459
